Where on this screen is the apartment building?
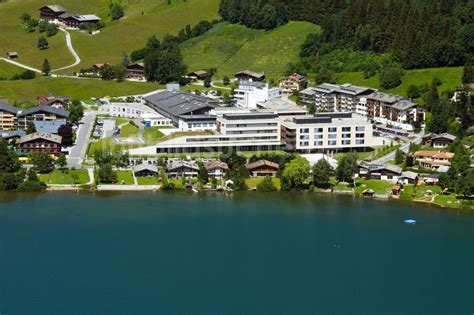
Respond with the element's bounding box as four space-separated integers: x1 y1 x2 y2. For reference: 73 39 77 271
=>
280 112 380 153
279 73 308 94
300 83 375 112
234 81 282 109
99 102 156 119
0 102 20 131
365 92 425 130
178 115 217 132
16 105 69 130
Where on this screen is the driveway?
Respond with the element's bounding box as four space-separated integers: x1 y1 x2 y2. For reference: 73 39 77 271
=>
67 111 97 168
373 132 424 165
52 28 81 72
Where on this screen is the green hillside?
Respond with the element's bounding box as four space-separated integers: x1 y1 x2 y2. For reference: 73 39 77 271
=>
0 0 220 71
181 21 321 80
335 67 463 101
0 60 23 79
0 77 162 103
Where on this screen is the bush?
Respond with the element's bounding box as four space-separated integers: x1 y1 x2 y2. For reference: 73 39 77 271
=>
256 176 277 192
380 67 402 89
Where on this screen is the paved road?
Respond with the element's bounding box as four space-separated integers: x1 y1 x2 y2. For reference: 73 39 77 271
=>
68 111 97 168
0 57 42 73
373 132 424 165
52 29 81 72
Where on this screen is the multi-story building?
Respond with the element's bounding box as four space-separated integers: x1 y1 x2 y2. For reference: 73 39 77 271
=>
17 132 62 155
414 151 455 170
99 102 156 119
0 102 20 131
16 105 69 130
128 113 284 155
299 83 375 112
365 92 425 130
279 73 308 94
178 115 217 132
280 112 381 153
234 81 282 109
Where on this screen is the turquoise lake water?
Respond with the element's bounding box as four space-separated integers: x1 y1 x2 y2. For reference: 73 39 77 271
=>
0 192 473 314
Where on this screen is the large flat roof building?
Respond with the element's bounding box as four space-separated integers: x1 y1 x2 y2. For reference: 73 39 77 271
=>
144 91 215 126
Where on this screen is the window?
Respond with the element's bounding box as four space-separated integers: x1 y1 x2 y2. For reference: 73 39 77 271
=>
356 133 365 138
356 126 365 132
342 133 351 138
314 140 323 146
300 128 309 134
315 134 323 139
300 141 309 147
342 127 351 132
314 128 323 133
328 127 337 132
328 134 337 139
356 139 365 145
328 140 337 146
300 135 309 140
342 140 351 145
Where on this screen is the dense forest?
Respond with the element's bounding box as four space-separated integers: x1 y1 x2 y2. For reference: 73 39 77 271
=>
219 0 473 71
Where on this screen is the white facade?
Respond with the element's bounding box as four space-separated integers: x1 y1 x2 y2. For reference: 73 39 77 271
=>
280 113 382 153
141 113 172 127
99 102 156 119
234 82 282 109
178 116 217 132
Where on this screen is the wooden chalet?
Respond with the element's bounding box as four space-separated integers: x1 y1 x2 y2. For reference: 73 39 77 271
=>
246 160 279 177
421 133 456 148
39 5 66 21
133 164 159 177
126 63 145 80
235 70 265 82
6 51 18 59
167 161 199 178
204 160 229 179
17 132 62 155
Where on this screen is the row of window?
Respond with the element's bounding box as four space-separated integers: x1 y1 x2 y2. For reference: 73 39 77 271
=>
300 126 365 133
299 139 365 147
299 133 365 140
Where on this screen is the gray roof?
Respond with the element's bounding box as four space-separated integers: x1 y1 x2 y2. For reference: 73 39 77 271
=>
359 161 403 175
367 92 401 104
0 101 20 115
178 115 216 122
432 133 457 141
302 83 374 96
71 14 101 22
17 105 69 118
33 120 66 134
132 163 159 174
235 70 265 79
42 5 66 13
19 132 62 144
1 130 25 139
144 91 214 118
400 171 418 180
167 160 199 172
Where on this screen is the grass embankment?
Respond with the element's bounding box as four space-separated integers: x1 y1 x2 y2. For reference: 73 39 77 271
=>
335 67 463 102
38 169 90 185
0 77 162 103
143 127 165 145
182 21 321 80
137 177 159 185
245 177 281 190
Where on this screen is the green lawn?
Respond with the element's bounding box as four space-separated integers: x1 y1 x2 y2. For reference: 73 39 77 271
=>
0 60 23 79
143 127 165 145
0 76 162 103
137 176 159 185
119 123 139 137
38 169 90 185
354 179 394 195
182 21 321 80
335 67 463 102
115 170 134 185
115 118 130 126
245 177 281 190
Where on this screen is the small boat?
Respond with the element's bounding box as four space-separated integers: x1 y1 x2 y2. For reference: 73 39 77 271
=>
404 219 416 225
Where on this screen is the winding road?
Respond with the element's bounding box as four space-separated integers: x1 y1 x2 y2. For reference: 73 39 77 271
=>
52 28 81 72
0 28 81 75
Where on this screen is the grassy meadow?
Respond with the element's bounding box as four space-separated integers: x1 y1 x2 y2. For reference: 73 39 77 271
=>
0 60 24 78
0 77 162 103
182 21 321 80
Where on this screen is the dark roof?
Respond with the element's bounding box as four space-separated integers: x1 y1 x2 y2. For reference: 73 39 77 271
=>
17 105 69 118
222 113 278 120
235 70 265 80
0 101 20 115
246 160 279 171
40 5 66 13
144 91 214 118
179 115 216 122
1 130 25 139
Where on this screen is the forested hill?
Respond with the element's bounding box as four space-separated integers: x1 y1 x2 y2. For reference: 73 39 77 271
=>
219 0 473 70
